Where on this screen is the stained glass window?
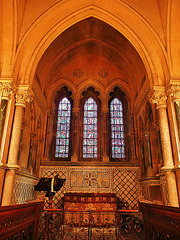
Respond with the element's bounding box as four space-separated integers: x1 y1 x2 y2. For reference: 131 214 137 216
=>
110 98 125 158
83 97 98 158
55 97 71 158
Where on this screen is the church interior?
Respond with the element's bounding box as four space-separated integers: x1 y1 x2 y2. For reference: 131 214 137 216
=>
0 0 180 239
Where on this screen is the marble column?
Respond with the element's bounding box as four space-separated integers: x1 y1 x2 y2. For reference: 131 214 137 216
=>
0 81 14 165
0 99 8 143
167 84 180 200
150 88 179 207
1 87 33 206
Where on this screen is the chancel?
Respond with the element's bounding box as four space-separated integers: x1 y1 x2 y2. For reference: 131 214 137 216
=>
0 1 180 239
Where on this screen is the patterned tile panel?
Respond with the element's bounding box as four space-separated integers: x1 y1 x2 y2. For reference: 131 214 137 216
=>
12 179 37 204
70 169 112 191
114 168 140 209
40 166 140 209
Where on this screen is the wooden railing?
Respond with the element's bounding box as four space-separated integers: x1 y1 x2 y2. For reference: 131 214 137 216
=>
0 200 44 240
139 201 180 240
39 208 144 240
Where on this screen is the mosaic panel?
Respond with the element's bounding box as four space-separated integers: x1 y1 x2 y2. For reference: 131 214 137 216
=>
114 169 140 209
68 167 113 192
12 181 37 204
70 171 110 189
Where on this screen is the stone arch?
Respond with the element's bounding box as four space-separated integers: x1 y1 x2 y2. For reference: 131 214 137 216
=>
76 78 105 107
47 78 77 108
14 1 169 89
105 79 131 110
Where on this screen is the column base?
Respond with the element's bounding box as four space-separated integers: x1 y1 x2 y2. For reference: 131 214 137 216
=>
7 163 20 170
161 165 174 171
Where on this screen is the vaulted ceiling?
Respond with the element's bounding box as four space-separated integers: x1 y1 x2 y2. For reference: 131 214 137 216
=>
36 17 146 99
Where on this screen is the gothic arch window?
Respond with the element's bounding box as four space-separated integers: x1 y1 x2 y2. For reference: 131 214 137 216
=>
83 97 98 158
110 98 125 158
108 87 128 161
55 97 72 158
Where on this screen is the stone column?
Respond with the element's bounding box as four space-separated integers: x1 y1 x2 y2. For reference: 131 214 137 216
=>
1 87 33 206
71 108 80 162
150 88 179 207
101 109 109 162
0 81 14 164
167 84 180 200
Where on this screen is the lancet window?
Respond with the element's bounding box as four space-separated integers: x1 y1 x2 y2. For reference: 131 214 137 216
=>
55 97 71 158
83 97 98 158
110 98 125 158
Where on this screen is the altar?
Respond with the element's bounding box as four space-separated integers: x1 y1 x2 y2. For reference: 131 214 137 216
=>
63 192 118 226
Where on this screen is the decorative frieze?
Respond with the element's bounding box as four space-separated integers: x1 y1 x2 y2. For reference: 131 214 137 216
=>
15 86 33 107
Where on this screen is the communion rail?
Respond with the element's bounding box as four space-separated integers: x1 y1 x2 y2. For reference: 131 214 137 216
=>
0 200 44 240
139 201 180 240
40 209 144 240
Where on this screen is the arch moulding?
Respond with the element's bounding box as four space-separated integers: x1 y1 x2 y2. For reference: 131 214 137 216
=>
14 1 168 89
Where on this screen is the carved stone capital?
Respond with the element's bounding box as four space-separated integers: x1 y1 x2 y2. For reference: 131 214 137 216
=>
166 84 180 105
149 88 167 108
0 81 14 100
15 86 33 107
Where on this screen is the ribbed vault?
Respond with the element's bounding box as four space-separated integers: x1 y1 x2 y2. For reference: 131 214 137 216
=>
36 17 146 100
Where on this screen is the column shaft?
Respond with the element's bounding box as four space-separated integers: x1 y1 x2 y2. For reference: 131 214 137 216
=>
8 105 24 165
158 106 179 206
158 107 174 167
2 105 24 205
